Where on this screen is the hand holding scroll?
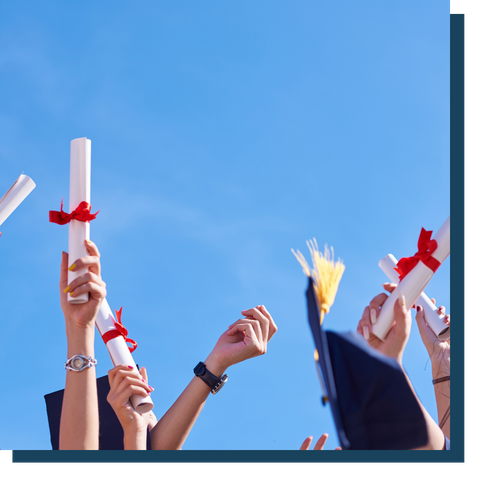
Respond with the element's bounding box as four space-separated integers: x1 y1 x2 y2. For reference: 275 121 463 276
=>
357 283 411 364
107 365 157 450
415 301 450 374
59 239 106 332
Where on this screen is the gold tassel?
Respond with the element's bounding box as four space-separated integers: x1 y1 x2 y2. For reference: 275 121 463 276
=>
293 239 345 406
292 238 345 324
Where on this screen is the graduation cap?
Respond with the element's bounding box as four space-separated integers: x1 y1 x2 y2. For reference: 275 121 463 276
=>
44 374 151 450
306 277 429 450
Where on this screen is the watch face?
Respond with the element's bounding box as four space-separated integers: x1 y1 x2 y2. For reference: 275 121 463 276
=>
72 356 85 370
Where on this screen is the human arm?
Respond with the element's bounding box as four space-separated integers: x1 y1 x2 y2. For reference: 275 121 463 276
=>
149 304 278 450
415 303 451 440
357 284 445 450
106 365 155 450
58 240 106 450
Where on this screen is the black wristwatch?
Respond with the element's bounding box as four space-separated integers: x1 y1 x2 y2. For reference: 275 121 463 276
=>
193 362 228 394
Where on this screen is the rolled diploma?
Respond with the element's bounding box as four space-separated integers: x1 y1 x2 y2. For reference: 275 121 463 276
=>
371 216 450 340
379 254 449 337
68 138 91 304
0 174 36 227
96 298 154 414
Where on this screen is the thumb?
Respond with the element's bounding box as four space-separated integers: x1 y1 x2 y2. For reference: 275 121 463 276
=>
60 251 69 291
394 290 408 322
415 305 437 349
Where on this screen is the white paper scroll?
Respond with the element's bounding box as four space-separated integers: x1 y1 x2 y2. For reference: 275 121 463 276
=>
371 216 450 341
68 138 91 304
379 254 450 338
0 174 36 227
96 298 154 414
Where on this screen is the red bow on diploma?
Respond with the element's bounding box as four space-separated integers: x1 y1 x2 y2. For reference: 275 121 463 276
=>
101 307 138 353
49 200 99 225
395 228 441 281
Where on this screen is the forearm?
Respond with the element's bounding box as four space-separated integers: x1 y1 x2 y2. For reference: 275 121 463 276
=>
123 428 148 450
403 371 445 451
150 377 209 450
150 355 225 450
431 358 450 440
59 327 99 450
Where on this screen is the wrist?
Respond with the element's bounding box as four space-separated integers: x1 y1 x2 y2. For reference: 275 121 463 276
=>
430 357 450 379
123 426 147 450
66 341 95 359
204 353 228 378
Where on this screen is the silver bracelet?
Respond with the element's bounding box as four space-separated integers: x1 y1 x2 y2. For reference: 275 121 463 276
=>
65 354 97 371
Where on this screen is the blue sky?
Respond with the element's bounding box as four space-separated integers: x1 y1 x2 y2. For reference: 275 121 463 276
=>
0 0 450 450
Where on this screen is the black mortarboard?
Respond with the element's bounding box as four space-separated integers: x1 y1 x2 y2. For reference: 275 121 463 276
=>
306 277 428 450
44 374 151 450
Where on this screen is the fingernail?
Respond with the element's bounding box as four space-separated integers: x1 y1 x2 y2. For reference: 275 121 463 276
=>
68 263 76 271
148 385 154 391
363 325 370 340
127 366 134 369
142 378 146 382
85 239 92 244
63 286 70 293
70 291 74 297
398 291 405 307
416 305 422 312
370 308 377 324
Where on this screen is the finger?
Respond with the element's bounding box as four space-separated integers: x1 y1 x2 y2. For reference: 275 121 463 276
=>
227 320 258 343
382 283 397 293
437 305 445 316
415 304 437 348
68 255 101 278
394 290 408 316
66 271 106 294
139 367 154 392
392 291 411 338
369 292 390 311
313 433 329 450
300 436 313 450
60 251 69 292
358 306 371 340
116 383 151 400
227 322 264 357
258 305 278 339
108 365 134 388
241 307 268 342
335 447 342 451
68 281 107 301
444 314 450 325
226 319 257 336
114 374 152 397
108 384 150 408
63 272 106 298
84 239 101 258
368 292 391 328
430 298 436 305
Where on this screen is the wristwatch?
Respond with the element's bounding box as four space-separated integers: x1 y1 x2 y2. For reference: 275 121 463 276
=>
193 362 228 394
65 354 97 371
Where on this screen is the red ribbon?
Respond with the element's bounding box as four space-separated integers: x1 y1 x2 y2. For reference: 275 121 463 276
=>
49 199 99 225
395 228 441 281
101 307 137 353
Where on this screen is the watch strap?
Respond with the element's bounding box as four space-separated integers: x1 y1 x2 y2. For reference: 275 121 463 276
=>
193 362 228 394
